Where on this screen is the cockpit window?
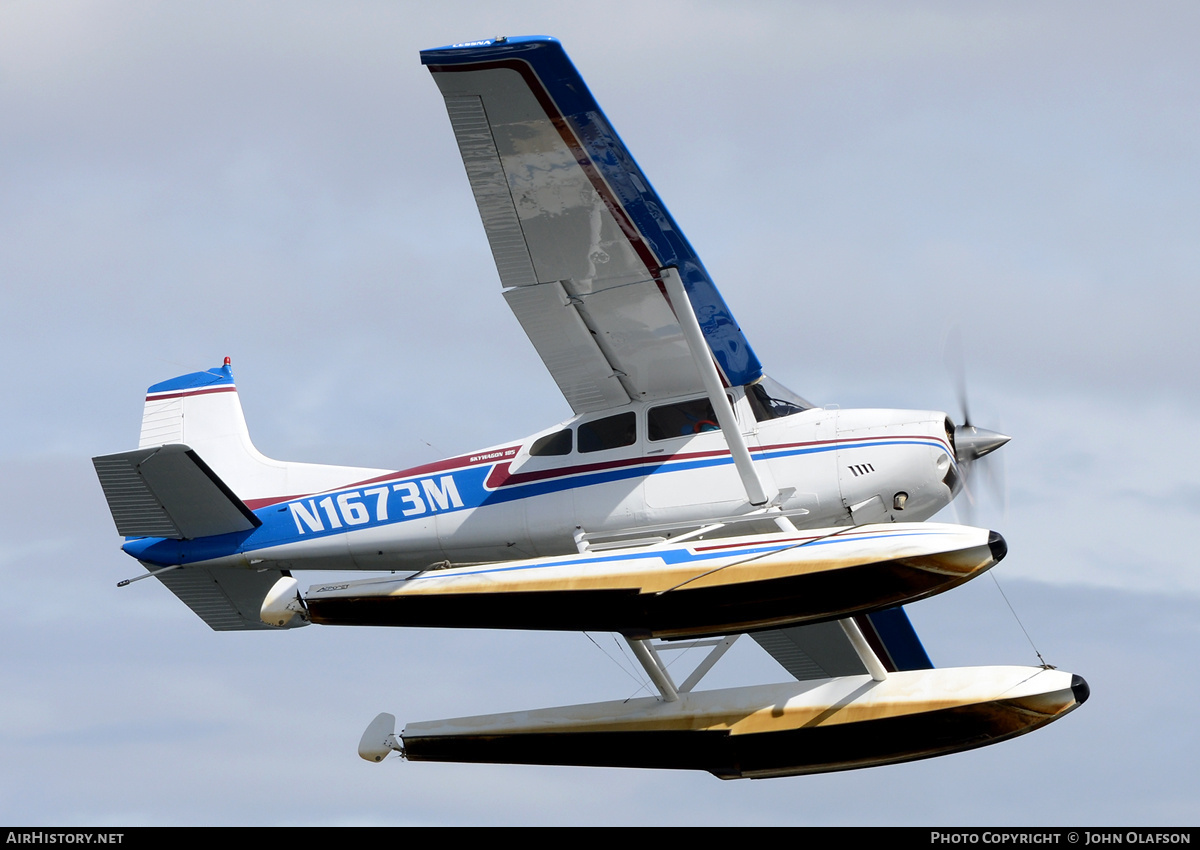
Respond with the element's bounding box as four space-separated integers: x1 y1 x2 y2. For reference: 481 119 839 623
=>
529 428 572 456
648 398 719 441
578 412 636 453
746 376 812 422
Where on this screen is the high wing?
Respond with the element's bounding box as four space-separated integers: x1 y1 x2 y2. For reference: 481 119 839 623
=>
752 607 933 681
422 37 763 413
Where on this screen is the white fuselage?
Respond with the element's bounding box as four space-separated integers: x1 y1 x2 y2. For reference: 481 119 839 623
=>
126 386 959 574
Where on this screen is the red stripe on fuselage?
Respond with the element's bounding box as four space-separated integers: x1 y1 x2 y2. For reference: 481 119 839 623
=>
242 433 949 510
352 446 522 488
484 433 950 490
483 449 694 489
242 446 523 510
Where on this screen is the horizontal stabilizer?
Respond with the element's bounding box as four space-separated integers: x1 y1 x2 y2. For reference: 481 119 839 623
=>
93 444 261 540
152 564 302 631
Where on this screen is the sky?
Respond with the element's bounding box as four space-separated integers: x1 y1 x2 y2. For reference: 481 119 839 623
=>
2 0 1198 826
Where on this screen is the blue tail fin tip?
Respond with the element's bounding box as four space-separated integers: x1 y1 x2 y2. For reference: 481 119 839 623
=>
147 361 235 394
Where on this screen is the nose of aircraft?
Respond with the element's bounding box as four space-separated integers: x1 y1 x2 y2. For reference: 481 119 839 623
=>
954 425 1010 463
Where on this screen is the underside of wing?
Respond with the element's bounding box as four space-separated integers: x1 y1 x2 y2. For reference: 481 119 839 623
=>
422 37 763 412
751 606 933 680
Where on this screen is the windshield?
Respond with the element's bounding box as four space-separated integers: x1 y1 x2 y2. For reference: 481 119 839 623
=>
745 376 813 422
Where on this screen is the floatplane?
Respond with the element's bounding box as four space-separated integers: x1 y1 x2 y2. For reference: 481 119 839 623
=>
94 36 1086 779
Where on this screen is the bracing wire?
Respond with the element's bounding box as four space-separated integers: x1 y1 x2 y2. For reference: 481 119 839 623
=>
581 631 650 694
989 571 1051 668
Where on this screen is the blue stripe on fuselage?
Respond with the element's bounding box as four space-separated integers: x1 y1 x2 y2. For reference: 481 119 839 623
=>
123 437 951 567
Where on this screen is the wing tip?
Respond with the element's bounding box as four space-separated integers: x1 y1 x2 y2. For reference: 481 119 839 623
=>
420 34 561 67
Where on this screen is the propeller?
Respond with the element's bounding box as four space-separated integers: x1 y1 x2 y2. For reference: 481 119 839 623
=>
955 423 1010 466
944 327 1010 525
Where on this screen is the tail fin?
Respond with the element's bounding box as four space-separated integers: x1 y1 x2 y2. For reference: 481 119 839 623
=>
138 359 238 450
132 358 388 506
94 358 389 632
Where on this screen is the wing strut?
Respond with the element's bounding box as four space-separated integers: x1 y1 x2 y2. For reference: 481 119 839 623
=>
625 635 743 700
626 638 679 702
624 638 681 701
662 268 771 508
677 635 739 693
839 618 889 681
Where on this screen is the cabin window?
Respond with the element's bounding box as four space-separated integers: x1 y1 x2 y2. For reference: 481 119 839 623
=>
577 412 636 453
648 398 719 441
529 428 572 456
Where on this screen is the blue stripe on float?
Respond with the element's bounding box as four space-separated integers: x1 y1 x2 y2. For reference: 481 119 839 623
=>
392 529 948 582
